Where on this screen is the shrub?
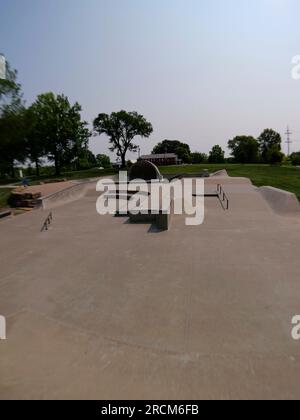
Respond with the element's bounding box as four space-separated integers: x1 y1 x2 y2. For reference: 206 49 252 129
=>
290 152 300 166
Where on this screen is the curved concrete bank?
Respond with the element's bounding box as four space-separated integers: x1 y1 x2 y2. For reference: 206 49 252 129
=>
38 180 97 210
211 169 229 177
206 176 252 186
39 182 91 210
38 176 118 210
259 186 300 215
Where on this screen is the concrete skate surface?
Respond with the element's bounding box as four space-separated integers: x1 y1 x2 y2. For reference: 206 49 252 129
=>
0 176 300 400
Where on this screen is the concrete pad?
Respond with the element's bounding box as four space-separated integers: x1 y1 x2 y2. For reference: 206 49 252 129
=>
0 176 300 399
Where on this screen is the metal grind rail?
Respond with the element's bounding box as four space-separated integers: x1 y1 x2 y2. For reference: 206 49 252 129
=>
41 212 53 232
217 184 229 210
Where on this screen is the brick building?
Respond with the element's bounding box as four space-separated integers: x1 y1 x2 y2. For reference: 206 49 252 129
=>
140 153 180 166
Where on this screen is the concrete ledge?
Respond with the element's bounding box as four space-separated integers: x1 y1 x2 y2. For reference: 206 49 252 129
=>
259 186 300 215
155 212 171 231
0 210 12 219
129 198 174 231
129 211 172 231
129 212 156 223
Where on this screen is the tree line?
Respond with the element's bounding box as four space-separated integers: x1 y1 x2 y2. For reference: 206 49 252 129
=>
1 60 299 180
151 130 287 166
151 140 225 164
0 63 91 177
0 61 155 177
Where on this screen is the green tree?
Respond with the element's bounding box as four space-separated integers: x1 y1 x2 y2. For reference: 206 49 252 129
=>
22 107 45 176
30 93 90 175
177 146 192 163
93 111 153 169
208 145 225 163
0 59 21 105
152 140 191 163
258 129 282 162
0 105 26 177
73 149 97 170
266 145 284 165
228 136 259 163
0 59 25 178
96 154 111 168
191 152 208 164
290 152 300 166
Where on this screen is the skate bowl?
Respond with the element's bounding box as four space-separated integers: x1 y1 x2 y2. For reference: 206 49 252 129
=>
259 186 300 215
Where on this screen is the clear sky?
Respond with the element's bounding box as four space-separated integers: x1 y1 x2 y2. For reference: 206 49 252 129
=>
1 0 300 159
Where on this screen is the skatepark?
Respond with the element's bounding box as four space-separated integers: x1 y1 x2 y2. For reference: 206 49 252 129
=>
0 170 300 400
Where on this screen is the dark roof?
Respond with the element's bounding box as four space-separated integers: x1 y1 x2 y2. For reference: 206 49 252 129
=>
140 154 178 160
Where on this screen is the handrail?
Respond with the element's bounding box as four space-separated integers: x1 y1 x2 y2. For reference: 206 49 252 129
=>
41 212 53 232
217 184 229 210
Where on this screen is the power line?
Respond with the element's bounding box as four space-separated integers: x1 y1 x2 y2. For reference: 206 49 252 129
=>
285 126 293 156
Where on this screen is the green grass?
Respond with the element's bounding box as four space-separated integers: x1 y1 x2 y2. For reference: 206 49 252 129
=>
160 164 300 200
44 167 117 181
0 188 12 210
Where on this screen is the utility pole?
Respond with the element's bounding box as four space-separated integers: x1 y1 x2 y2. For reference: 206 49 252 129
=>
285 126 292 157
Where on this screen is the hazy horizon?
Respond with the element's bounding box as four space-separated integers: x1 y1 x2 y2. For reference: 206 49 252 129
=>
1 0 300 160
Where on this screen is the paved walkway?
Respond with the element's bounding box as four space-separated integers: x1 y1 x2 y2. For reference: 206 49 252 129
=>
0 176 300 399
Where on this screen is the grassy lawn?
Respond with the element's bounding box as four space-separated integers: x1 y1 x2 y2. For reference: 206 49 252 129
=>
160 164 300 200
42 168 117 181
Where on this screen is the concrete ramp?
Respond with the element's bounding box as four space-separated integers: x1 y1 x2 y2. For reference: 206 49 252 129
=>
259 186 300 216
211 169 229 177
39 177 116 210
39 182 93 210
205 175 253 186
